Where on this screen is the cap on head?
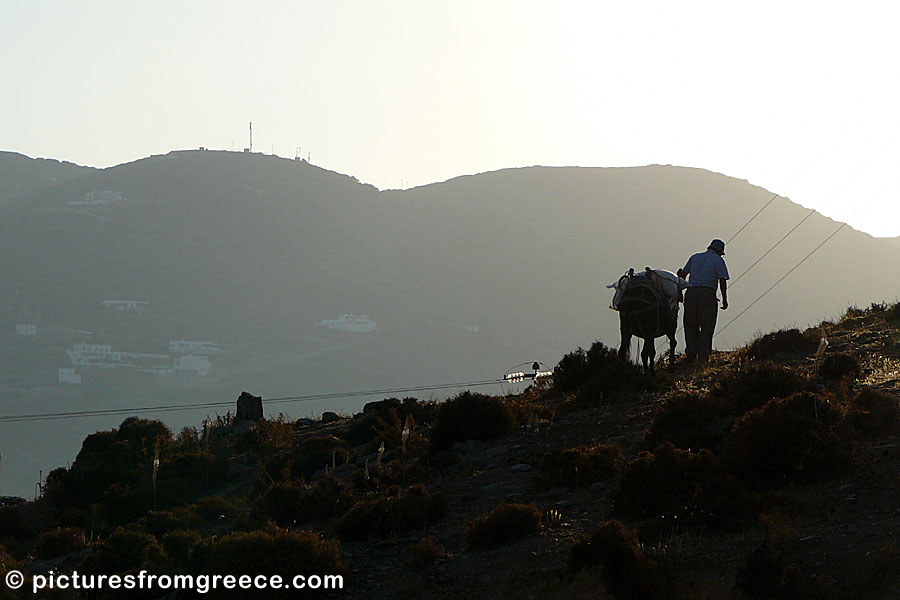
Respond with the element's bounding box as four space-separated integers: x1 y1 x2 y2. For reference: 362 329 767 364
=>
708 239 725 256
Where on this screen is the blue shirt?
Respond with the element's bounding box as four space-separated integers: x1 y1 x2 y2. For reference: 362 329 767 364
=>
682 249 729 289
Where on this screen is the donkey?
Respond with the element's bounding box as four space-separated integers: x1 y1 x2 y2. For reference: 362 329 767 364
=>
614 268 679 373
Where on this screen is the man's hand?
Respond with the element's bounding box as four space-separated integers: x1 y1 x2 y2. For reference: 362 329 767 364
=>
721 299 728 310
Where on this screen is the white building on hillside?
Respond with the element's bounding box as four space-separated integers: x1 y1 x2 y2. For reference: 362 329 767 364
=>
174 355 211 376
168 340 221 354
15 324 37 336
58 368 81 384
67 191 124 206
315 314 377 333
101 300 150 311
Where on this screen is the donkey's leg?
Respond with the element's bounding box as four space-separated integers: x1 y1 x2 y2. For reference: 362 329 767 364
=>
667 332 677 372
618 315 632 361
642 336 656 373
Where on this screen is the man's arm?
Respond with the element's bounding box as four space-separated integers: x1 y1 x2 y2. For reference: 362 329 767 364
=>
719 279 728 310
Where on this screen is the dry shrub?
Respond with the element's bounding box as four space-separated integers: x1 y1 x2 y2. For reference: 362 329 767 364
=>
160 529 201 568
465 502 542 548
190 496 251 530
258 477 355 527
639 391 732 451
538 444 622 488
336 484 447 541
353 459 427 491
247 415 294 454
430 392 516 451
746 328 818 360
849 388 900 438
553 347 593 392
139 496 256 539
0 504 34 547
343 398 438 447
553 342 646 406
736 541 844 600
507 392 556 426
138 509 205 537
291 435 348 480
616 442 751 529
819 352 860 381
34 527 86 560
79 528 165 574
712 361 807 412
410 536 447 568
884 302 900 323
568 520 668 600
0 543 22 571
861 544 900 595
193 528 346 599
723 392 858 488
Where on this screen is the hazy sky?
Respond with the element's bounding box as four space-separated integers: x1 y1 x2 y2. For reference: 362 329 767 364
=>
4 1 898 236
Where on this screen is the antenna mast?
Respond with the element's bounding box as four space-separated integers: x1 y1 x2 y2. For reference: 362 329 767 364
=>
249 122 253 153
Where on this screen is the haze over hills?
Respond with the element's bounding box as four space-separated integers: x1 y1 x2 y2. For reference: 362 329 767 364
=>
0 151 94 204
1 149 900 496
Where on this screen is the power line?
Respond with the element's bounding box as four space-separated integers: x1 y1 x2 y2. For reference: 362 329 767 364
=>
650 191 787 354
725 135 838 246
0 378 503 424
715 222 846 338
655 207 827 353
728 208 816 289
726 192 780 245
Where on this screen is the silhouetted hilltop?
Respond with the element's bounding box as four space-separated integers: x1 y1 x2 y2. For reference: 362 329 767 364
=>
2 149 900 502
0 151 94 204
3 151 897 356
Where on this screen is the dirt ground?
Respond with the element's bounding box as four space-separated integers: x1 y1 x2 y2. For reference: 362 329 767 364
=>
331 311 900 599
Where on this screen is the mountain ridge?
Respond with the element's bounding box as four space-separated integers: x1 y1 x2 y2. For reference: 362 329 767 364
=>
1 149 899 500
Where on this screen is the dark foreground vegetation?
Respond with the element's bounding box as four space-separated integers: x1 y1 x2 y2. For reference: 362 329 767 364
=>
3 301 900 598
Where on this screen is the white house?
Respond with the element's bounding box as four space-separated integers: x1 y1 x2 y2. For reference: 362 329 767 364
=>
15 324 37 336
101 300 150 311
174 355 211 376
315 314 377 333
67 191 124 206
168 340 221 354
58 368 81 384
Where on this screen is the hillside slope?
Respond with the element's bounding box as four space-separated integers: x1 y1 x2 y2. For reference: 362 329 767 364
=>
2 150 900 501
2 303 900 598
2 152 899 369
0 151 94 205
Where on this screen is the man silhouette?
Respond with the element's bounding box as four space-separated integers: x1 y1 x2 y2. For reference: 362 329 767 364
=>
677 239 729 362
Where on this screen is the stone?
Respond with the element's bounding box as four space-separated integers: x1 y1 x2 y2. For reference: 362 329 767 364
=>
232 420 254 436
235 391 263 423
321 411 341 423
452 440 482 455
511 463 533 473
590 481 609 493
478 446 507 460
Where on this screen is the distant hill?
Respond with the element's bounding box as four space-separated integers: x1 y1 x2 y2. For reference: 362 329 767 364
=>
881 236 900 250
2 149 900 497
0 151 94 204
2 150 899 387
